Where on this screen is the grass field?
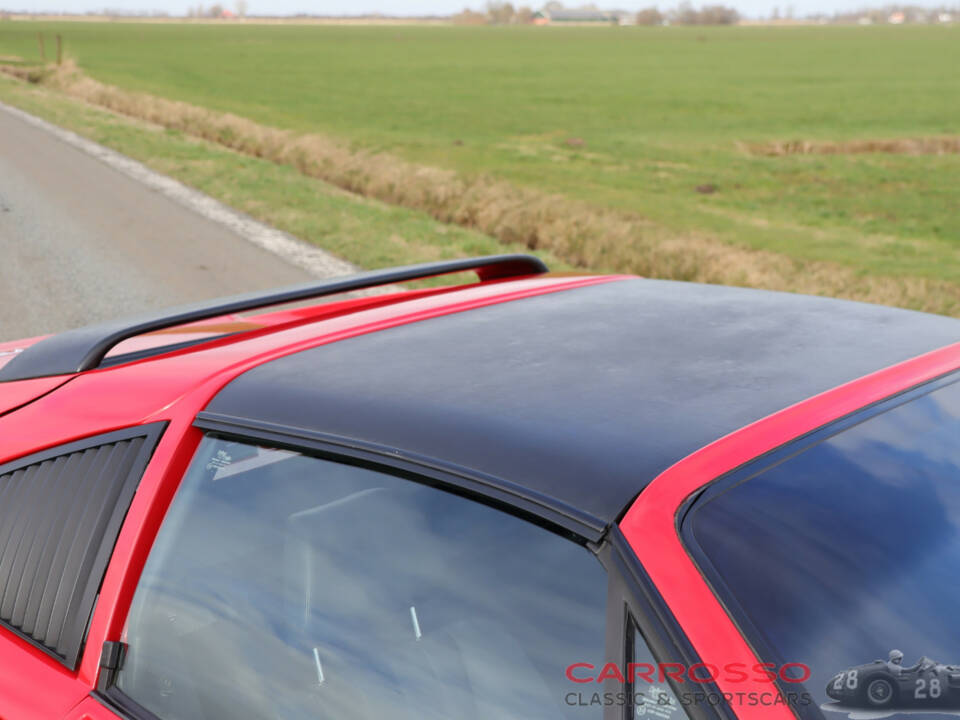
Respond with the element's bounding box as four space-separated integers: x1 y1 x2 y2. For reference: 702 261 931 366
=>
0 22 958 307
0 72 551 279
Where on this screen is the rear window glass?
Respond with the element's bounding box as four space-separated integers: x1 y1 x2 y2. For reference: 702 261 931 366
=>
115 437 608 720
684 377 960 718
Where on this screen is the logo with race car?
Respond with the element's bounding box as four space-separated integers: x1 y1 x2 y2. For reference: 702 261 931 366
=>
826 651 960 712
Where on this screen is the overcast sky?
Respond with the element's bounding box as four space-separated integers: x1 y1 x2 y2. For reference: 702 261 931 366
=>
5 0 952 20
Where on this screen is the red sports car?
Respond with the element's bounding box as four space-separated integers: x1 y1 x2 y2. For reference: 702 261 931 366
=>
0 254 957 720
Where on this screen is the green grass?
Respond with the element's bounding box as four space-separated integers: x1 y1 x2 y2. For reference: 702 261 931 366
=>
0 73 555 278
0 22 958 283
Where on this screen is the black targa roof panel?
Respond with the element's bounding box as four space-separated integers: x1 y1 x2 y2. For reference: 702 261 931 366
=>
205 279 960 525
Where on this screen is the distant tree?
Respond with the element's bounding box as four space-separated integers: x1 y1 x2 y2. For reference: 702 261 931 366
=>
235 0 247 16
771 5 780 18
515 5 535 22
671 1 700 23
452 7 488 23
635 6 664 24
207 3 224 17
667 2 739 24
486 1 516 23
699 4 739 23
544 0 564 10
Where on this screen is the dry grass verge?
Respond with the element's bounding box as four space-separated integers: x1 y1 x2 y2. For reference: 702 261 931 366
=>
3 60 959 316
744 137 960 156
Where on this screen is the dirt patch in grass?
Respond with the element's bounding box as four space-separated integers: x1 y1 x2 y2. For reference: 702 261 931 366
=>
3 61 959 316
744 137 960 156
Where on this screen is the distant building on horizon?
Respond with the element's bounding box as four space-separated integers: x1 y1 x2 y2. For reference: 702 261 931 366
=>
532 9 618 24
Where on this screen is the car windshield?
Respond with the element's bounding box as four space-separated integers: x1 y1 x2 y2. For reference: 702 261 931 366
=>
116 437 608 720
684 376 960 718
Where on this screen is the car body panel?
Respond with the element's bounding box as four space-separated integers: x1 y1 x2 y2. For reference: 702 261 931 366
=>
0 265 957 720
0 374 73 416
100 284 456 360
59 696 119 720
0 275 609 464
0 273 615 718
204 278 960 525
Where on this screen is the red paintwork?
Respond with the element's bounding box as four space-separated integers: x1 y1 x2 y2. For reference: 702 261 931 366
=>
0 375 73 416
102 284 454 358
0 273 621 719
619 341 960 720
58 696 115 720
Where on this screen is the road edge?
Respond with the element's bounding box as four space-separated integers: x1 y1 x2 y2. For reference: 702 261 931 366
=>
0 99 357 280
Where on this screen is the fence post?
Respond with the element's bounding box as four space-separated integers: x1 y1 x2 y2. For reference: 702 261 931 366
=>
37 32 45 61
56 34 62 65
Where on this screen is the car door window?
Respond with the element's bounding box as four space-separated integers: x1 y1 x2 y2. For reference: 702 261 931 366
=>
631 620 685 719
112 436 608 720
683 376 960 717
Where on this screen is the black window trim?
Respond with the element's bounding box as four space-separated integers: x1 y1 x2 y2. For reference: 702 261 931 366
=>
193 410 608 542
93 424 726 720
600 529 735 720
678 368 960 720
0 422 166 670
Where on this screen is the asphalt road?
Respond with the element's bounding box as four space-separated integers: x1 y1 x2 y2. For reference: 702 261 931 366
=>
0 103 314 342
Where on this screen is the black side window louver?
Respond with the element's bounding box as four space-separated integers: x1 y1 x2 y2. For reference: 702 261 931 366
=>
0 423 165 669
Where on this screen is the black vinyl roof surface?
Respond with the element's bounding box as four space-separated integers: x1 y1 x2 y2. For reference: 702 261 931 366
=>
205 278 960 528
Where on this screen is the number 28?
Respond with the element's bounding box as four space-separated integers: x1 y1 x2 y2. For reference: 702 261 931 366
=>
915 678 941 699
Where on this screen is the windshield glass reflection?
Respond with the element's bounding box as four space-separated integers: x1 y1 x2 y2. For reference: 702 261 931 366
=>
690 380 960 719
118 438 607 720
